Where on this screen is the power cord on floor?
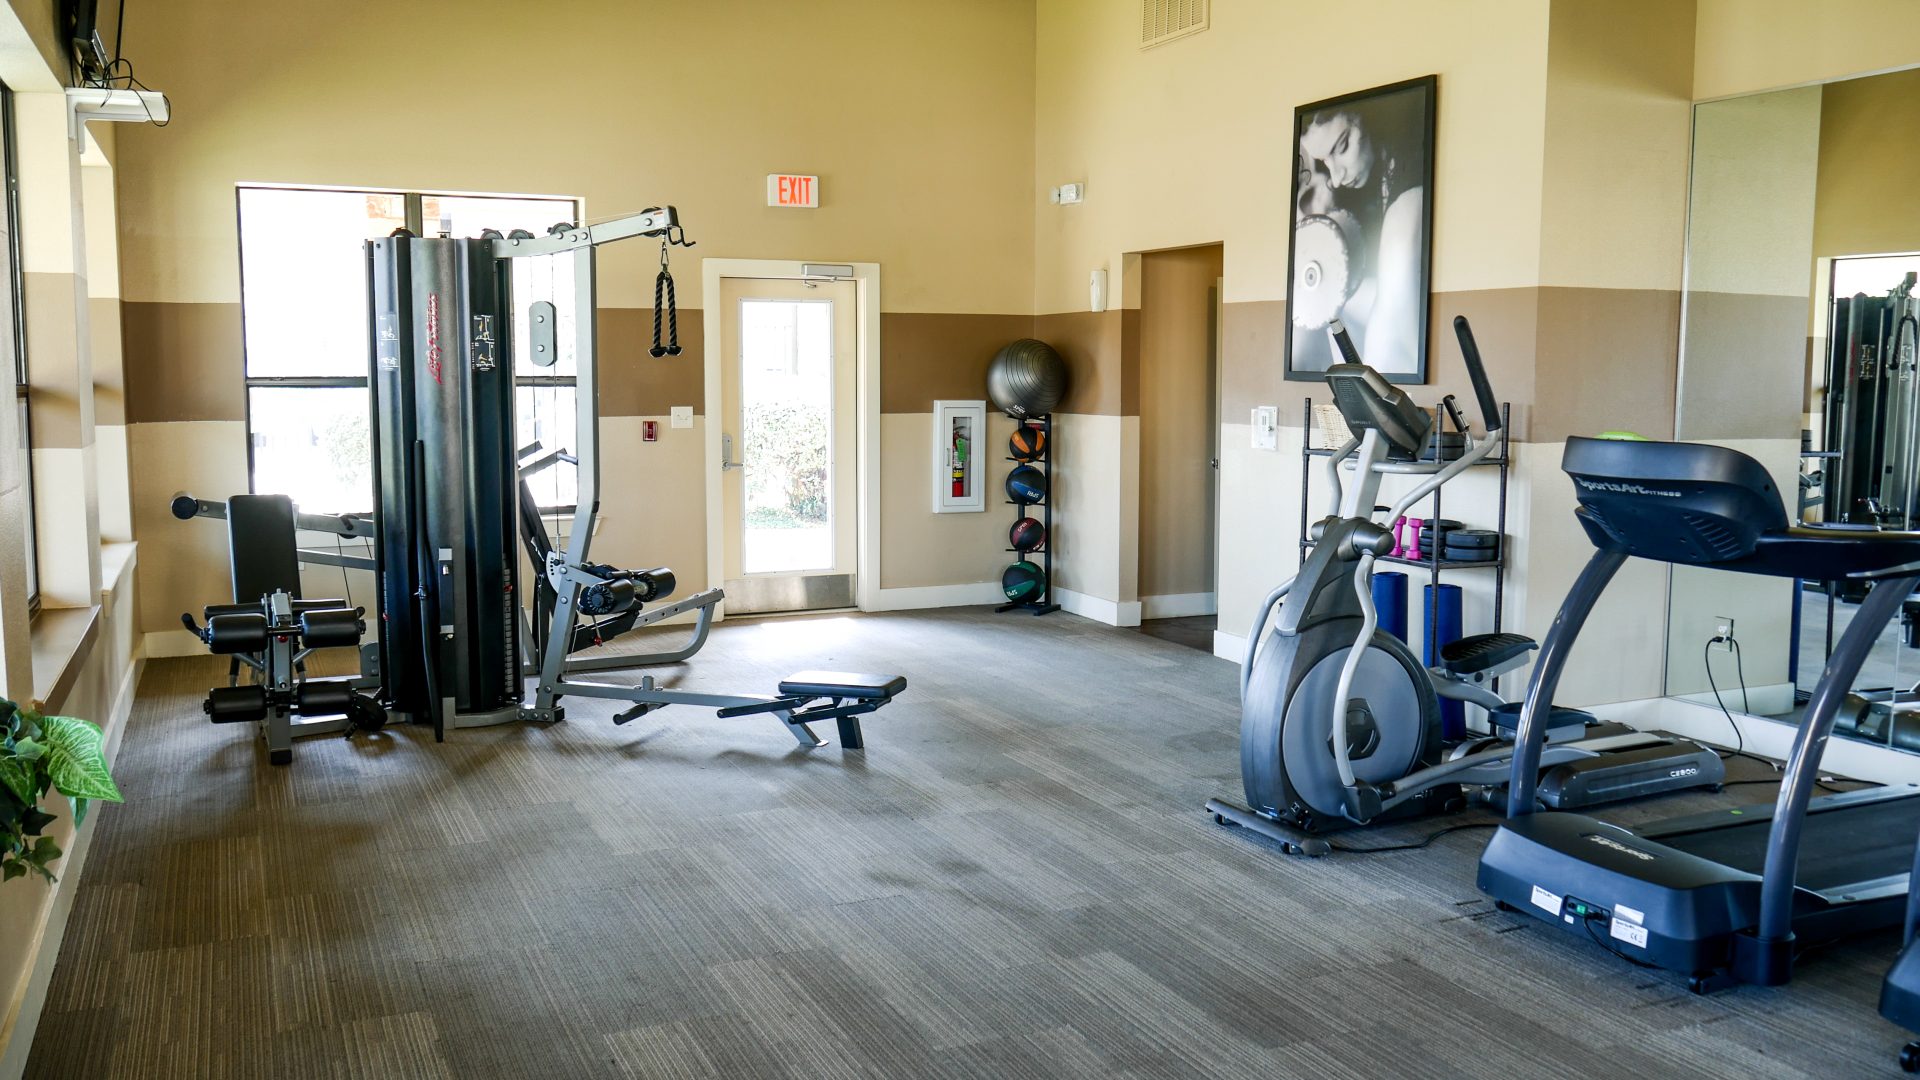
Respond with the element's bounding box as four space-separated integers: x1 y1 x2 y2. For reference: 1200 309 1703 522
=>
1581 913 1661 970
1327 821 1496 854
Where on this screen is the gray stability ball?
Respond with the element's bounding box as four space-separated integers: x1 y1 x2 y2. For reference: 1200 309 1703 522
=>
987 338 1068 419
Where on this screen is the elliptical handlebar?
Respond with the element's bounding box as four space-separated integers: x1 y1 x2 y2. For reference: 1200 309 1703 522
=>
1452 316 1502 433
1329 319 1364 366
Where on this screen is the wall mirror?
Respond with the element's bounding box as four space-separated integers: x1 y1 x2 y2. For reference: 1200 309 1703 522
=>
1668 67 1920 755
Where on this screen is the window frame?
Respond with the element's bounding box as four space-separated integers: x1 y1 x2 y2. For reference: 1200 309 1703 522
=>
235 185 583 514
3 82 36 616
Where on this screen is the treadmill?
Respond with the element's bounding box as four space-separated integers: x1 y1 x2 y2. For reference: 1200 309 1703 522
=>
1477 435 1920 992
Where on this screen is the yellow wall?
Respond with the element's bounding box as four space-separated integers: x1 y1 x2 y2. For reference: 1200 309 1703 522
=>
113 0 1043 633
1694 0 1920 101
1813 66 1920 260
115 0 1035 313
1033 0 1551 311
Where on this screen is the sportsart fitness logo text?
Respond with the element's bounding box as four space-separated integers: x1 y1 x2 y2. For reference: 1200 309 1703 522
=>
1585 834 1655 861
1573 478 1682 498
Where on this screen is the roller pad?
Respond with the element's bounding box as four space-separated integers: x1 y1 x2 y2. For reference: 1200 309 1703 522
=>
778 671 907 701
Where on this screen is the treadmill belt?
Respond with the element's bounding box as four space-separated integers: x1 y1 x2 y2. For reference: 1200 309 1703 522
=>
1667 795 1920 892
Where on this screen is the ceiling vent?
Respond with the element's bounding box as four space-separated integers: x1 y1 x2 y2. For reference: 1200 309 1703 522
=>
1140 0 1208 49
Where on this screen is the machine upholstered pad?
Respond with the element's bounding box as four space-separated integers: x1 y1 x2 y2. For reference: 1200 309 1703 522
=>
779 671 907 700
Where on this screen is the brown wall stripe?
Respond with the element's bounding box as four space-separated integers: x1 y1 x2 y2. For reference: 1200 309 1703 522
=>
879 312 1035 414
121 300 245 424
116 291 1682 435
91 297 126 426
1421 287 1542 438
1033 308 1133 417
1218 286 1679 443
1677 290 1808 442
24 272 86 447
600 307 706 417
1532 286 1679 443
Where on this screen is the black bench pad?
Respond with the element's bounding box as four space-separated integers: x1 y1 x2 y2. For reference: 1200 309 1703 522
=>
779 671 907 700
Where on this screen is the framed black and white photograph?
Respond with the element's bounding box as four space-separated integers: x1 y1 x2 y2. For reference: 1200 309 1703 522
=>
1284 75 1436 383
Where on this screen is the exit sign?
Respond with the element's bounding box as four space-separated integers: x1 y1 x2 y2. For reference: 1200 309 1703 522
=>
767 174 819 208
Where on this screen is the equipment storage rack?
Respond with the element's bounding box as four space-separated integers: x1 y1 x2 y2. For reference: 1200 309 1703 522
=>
1297 397 1512 676
999 412 1061 616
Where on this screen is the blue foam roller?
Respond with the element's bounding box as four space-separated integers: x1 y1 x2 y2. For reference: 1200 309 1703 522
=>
1372 572 1408 643
1424 583 1465 740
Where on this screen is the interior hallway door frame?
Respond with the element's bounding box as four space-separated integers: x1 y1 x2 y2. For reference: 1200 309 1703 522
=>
700 258 882 618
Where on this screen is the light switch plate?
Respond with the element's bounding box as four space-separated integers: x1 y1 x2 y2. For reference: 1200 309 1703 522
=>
669 406 693 429
1252 405 1278 450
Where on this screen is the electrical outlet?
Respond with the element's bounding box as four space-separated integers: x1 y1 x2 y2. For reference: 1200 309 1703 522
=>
1713 615 1735 650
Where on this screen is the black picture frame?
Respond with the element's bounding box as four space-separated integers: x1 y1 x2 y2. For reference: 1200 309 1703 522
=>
1283 74 1437 384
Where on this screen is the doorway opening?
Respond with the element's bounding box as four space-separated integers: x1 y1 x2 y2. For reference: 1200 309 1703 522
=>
1135 243 1225 652
703 261 880 618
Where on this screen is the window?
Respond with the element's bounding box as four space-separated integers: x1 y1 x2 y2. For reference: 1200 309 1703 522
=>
1833 252 1920 300
236 186 580 513
1 83 34 614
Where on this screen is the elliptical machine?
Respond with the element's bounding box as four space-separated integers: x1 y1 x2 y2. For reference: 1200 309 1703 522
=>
1206 317 1723 855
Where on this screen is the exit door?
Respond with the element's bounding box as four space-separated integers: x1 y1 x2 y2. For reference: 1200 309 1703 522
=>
718 277 858 613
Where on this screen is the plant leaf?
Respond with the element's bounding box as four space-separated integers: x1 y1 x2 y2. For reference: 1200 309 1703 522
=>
2 860 24 882
12 738 44 763
37 716 122 803
0 757 33 809
68 796 87 828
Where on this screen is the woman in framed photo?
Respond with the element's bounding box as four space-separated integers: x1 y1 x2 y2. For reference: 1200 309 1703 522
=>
1287 77 1435 381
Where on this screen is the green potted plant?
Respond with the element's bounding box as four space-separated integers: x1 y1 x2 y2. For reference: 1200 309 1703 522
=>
0 697 122 883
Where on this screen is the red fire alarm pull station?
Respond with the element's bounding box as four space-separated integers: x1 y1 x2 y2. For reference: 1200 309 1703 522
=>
643 420 658 442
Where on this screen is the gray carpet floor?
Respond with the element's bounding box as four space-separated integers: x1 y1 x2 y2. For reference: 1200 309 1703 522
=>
24 607 1914 1078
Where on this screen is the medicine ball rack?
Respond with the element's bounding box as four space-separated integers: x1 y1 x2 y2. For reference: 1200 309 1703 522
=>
1298 396 1512 684
1000 413 1060 616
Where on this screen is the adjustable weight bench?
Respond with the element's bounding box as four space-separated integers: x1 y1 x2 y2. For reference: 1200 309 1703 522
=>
712 671 908 750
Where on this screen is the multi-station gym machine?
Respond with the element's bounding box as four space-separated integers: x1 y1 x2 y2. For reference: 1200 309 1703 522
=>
1819 272 1920 529
177 206 904 763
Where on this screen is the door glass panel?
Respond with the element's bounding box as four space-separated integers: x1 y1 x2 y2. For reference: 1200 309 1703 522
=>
739 298 833 573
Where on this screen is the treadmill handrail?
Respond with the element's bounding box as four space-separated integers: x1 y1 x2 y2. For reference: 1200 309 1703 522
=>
1752 573 1920 949
1504 548 1628 815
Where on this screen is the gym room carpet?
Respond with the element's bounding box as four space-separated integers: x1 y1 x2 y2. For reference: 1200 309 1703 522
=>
25 608 1905 1078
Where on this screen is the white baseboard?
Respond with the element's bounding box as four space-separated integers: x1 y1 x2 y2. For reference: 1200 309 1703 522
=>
1669 681 1797 719
1141 592 1216 620
866 582 1004 612
1213 629 1248 664
1585 694 1920 787
143 627 205 659
0 650 141 1080
1054 588 1141 627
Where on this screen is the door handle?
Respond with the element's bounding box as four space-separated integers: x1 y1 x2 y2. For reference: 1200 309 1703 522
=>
721 433 744 472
